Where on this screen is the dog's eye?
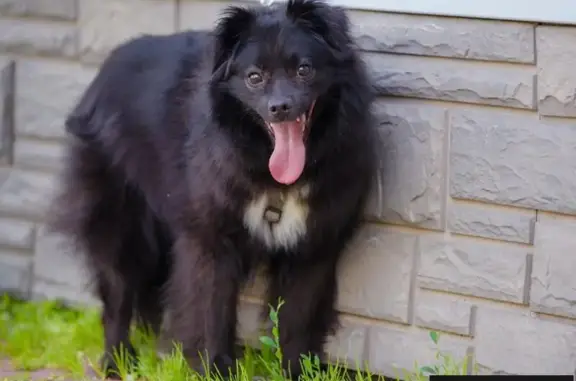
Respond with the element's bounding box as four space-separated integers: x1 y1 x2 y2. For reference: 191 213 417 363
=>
247 72 264 86
297 64 313 78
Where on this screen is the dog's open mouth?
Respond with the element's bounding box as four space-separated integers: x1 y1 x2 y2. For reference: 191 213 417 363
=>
267 102 315 185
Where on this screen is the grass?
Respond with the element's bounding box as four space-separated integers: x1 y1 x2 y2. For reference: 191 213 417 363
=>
0 294 477 381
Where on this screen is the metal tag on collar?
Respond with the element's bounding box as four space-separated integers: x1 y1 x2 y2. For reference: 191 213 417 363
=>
263 192 284 224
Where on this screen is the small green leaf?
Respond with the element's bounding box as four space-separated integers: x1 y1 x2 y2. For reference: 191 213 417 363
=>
268 306 278 324
420 366 436 375
429 330 439 344
259 336 277 348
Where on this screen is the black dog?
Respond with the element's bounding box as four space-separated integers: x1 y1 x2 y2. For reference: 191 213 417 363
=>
49 0 377 378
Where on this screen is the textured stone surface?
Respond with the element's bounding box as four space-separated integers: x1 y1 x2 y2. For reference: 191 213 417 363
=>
449 200 535 244
363 176 381 221
365 53 535 109
370 99 446 230
325 315 368 368
0 0 77 20
349 11 534 63
31 226 100 305
475 306 576 374
337 224 416 324
2 3 576 377
418 234 529 303
415 290 473 336
367 324 471 378
16 59 95 140
0 250 32 296
0 19 78 58
14 139 66 171
0 168 57 218
179 1 238 30
79 0 177 64
531 213 576 319
31 228 98 302
450 109 576 215
0 217 35 250
537 27 576 117
32 279 97 306
33 226 90 289
0 59 14 164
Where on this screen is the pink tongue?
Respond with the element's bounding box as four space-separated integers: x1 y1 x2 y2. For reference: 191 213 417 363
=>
268 121 306 184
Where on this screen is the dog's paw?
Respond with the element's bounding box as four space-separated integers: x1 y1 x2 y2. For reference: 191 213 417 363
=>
211 353 236 379
189 353 236 380
99 345 138 380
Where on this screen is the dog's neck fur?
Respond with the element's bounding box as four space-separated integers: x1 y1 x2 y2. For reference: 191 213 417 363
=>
243 183 311 251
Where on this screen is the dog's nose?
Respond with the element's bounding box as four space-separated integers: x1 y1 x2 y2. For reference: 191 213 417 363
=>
268 97 293 120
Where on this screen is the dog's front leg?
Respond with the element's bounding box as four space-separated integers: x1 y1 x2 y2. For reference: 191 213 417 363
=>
167 233 242 377
267 255 340 379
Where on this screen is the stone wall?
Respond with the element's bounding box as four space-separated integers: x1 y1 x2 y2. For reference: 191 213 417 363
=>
1 0 575 376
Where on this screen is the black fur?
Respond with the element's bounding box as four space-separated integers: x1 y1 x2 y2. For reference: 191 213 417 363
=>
49 0 377 378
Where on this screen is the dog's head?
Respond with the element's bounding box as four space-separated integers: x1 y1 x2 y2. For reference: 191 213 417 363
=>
210 0 356 185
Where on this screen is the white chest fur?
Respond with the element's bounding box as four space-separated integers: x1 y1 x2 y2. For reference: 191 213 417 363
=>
243 184 311 250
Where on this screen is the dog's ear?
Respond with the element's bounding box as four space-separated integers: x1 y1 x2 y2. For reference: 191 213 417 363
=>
286 0 353 58
212 6 254 80
64 80 103 142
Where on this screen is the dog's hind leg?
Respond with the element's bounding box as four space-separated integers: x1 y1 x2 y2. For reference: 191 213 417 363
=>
134 262 169 338
133 214 172 337
95 266 137 379
71 179 148 378
135 285 163 336
98 226 169 378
